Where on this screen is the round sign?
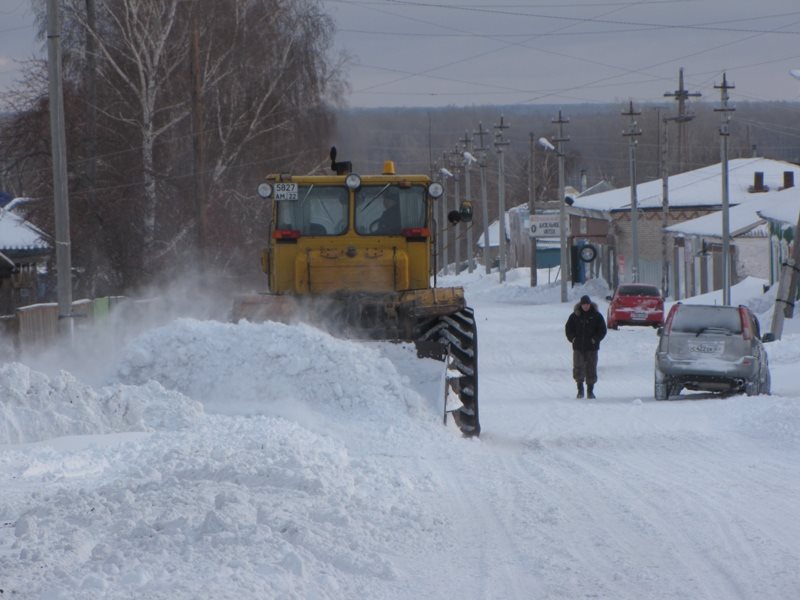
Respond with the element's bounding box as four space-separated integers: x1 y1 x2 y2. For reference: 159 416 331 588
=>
256 182 272 199
579 245 597 263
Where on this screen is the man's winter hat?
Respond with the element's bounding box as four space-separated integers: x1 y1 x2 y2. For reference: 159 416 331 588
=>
580 295 592 304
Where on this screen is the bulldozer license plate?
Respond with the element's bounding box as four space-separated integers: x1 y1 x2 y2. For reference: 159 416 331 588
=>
274 183 298 201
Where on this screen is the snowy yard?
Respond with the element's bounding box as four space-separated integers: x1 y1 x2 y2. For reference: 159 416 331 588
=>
1 270 799 599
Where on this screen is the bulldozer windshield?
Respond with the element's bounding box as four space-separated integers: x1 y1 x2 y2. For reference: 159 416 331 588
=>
276 185 348 236
355 185 426 235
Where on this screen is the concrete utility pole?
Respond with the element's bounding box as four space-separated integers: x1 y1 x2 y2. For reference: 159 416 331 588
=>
659 110 672 297
461 131 475 273
553 110 570 302
529 131 537 286
622 101 642 283
450 146 463 274
440 151 450 276
715 73 735 306
494 116 510 283
474 123 491 275
46 0 74 335
664 68 701 173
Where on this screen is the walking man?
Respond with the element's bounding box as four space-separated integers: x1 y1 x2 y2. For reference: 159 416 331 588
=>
565 294 607 399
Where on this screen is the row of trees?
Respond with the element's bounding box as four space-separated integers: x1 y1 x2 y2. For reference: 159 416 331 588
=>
1 0 345 296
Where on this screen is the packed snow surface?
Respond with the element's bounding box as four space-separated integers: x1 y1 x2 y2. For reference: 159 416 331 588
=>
2 271 800 599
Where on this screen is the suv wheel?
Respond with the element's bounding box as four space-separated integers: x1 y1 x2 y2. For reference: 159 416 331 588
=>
654 366 675 400
654 373 670 400
744 376 760 397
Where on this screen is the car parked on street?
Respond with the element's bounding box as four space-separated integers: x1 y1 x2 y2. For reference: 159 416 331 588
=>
606 284 664 329
654 303 773 400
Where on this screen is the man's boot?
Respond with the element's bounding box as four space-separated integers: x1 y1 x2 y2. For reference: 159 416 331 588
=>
587 384 596 399
576 382 584 399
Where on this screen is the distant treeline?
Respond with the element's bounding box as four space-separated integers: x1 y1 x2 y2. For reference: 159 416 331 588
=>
333 101 800 202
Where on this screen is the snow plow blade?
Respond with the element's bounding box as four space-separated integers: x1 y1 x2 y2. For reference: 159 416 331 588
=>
232 292 480 437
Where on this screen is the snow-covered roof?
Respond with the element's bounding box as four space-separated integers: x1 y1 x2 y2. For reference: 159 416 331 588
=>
0 207 50 251
572 157 800 212
755 186 800 226
477 213 510 248
4 197 36 212
664 195 776 238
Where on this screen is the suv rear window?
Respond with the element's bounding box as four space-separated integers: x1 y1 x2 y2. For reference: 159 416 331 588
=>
670 305 742 334
618 285 660 297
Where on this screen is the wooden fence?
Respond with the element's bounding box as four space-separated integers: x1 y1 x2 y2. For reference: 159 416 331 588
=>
0 296 129 358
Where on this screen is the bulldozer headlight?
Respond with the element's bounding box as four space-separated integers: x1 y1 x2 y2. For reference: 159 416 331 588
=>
257 183 272 199
428 182 444 198
345 173 362 191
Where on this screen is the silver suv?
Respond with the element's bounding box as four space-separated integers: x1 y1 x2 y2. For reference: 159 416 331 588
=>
654 303 773 400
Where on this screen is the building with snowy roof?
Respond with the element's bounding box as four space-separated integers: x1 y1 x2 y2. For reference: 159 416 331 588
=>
567 157 800 298
0 202 51 314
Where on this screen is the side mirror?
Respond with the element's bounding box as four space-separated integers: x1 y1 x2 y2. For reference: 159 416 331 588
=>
459 201 473 222
761 332 776 343
448 202 474 224
605 295 612 301
656 327 664 337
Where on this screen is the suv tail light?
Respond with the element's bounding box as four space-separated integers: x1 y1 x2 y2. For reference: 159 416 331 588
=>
739 306 753 340
664 304 680 334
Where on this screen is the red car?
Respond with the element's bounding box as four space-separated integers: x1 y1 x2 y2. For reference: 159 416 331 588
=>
606 284 664 330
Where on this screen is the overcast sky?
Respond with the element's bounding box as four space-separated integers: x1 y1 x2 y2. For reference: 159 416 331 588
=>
2 0 800 109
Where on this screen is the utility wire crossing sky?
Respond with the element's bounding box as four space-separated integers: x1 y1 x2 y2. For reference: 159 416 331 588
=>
1 0 799 108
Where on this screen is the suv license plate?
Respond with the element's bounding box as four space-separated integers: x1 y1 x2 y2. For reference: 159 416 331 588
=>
633 311 647 320
689 341 724 354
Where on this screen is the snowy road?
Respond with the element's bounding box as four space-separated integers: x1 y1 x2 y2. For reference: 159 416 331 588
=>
1 271 799 598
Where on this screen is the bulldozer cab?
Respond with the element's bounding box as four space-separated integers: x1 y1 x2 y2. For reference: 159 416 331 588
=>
259 155 443 296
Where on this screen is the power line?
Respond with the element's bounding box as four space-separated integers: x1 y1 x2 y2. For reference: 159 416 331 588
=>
331 0 800 35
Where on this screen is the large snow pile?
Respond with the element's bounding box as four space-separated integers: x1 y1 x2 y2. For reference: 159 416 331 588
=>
1 412 441 599
113 318 436 434
0 321 457 599
0 363 203 444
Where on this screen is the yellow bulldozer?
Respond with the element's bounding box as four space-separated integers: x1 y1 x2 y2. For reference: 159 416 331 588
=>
232 147 480 436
